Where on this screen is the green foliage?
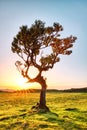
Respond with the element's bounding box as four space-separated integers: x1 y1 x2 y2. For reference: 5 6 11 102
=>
0 92 87 130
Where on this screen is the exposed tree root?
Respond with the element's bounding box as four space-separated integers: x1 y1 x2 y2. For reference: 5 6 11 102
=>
31 102 50 113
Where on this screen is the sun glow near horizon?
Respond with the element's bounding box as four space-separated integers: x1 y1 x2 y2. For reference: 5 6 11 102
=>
0 59 86 90
13 75 41 90
10 78 40 90
1 68 40 90
12 66 40 90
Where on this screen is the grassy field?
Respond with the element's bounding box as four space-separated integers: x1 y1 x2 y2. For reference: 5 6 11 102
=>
0 92 87 130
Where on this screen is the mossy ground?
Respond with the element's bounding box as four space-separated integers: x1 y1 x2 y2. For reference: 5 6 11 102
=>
0 92 87 130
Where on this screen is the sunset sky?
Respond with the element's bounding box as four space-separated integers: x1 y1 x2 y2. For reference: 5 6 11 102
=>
0 0 87 90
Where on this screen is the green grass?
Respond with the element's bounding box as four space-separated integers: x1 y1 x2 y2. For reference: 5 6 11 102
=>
0 92 87 130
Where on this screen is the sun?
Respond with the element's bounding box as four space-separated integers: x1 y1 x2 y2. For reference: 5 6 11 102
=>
8 66 40 90
16 76 28 89
13 69 41 90
15 76 39 90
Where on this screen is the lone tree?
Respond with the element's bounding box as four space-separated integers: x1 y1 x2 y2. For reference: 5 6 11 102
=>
11 20 77 111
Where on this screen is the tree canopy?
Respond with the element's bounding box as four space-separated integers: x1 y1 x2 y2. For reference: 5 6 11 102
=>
11 20 77 83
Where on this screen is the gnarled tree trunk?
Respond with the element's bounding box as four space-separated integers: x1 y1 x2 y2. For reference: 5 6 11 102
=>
38 76 49 111
39 78 46 108
32 75 49 111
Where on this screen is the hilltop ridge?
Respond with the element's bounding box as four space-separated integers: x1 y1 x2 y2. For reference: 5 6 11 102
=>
0 87 87 93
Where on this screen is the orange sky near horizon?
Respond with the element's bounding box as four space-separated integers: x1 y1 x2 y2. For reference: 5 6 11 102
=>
0 59 86 90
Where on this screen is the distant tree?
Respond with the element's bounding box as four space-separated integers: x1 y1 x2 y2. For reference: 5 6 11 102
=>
11 20 77 111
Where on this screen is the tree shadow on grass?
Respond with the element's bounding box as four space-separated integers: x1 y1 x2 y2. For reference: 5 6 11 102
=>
36 110 83 130
0 112 29 130
0 109 84 130
65 107 79 111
